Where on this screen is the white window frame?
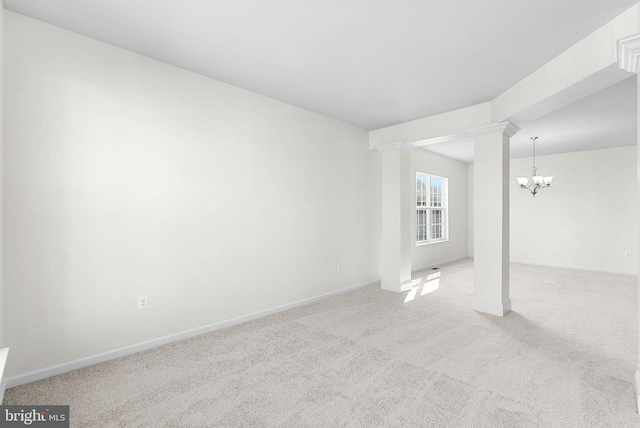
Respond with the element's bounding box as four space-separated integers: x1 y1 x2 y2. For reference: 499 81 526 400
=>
416 172 449 245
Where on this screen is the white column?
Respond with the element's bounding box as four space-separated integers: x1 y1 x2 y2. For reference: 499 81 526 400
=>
376 142 416 293
621 31 640 413
617 31 640 413
637 69 640 413
468 122 519 316
637 67 640 415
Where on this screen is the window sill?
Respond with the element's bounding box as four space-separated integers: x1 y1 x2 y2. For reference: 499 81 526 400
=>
416 239 449 247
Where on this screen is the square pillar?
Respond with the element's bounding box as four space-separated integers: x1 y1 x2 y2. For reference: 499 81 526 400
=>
468 122 519 316
376 142 416 292
637 68 640 414
618 31 640 413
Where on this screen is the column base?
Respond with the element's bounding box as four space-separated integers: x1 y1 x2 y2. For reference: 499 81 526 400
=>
634 370 640 413
473 298 512 317
381 279 416 293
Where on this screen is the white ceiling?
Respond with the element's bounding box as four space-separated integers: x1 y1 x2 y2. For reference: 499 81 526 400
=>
2 0 638 161
423 76 638 162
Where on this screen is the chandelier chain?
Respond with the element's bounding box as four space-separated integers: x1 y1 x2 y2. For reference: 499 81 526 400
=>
531 137 537 174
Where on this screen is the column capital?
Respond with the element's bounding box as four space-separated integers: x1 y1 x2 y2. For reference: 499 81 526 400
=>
467 121 520 138
618 33 640 73
375 141 418 154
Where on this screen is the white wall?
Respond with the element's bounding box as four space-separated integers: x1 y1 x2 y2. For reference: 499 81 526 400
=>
0 5 7 403
467 163 474 258
511 146 637 274
411 149 467 270
467 146 637 273
0 4 5 350
4 12 381 376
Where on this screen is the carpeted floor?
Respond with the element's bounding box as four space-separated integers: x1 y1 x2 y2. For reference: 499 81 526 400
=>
4 259 639 427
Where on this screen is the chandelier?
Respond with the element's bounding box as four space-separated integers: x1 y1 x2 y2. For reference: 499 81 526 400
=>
517 137 553 197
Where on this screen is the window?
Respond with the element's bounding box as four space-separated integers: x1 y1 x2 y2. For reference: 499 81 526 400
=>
416 173 448 244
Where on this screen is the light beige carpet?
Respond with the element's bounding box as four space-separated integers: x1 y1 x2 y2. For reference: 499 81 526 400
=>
4 259 639 427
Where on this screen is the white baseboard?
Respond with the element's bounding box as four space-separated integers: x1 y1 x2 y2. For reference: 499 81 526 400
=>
510 259 637 276
635 370 640 414
412 256 469 274
473 298 511 317
5 279 380 389
0 348 9 404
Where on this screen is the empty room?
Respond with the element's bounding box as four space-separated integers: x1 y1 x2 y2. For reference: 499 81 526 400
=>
0 1 640 427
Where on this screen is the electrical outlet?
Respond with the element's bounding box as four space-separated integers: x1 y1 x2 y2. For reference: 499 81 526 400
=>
337 263 342 272
625 251 632 257
137 295 148 310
